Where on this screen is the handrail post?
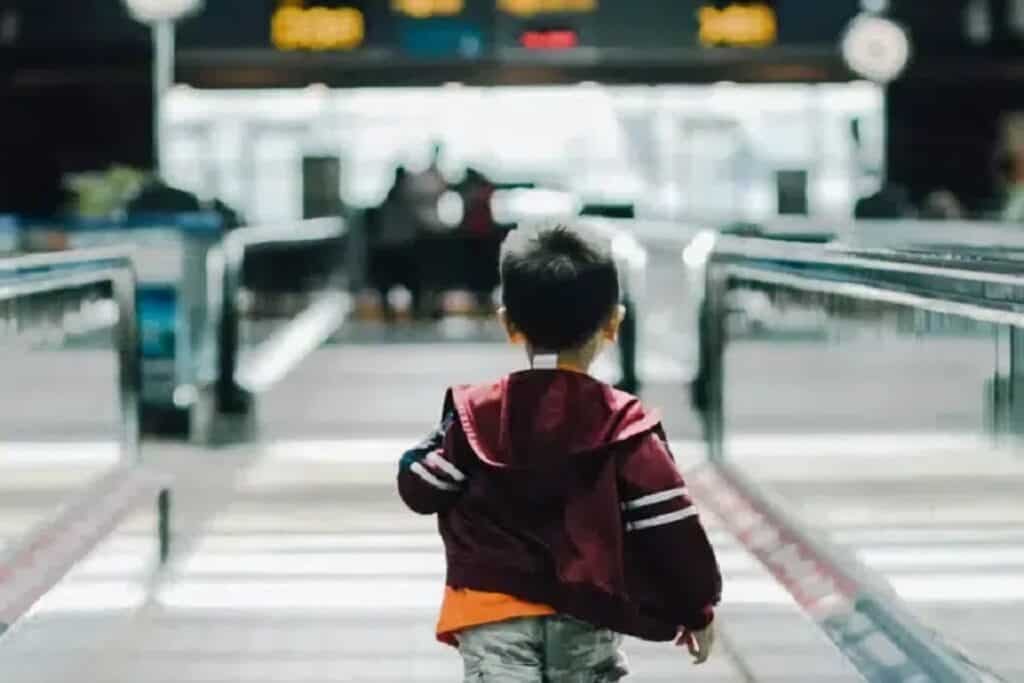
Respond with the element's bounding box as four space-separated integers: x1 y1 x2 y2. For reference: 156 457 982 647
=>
194 234 256 445
1010 327 1024 434
112 266 141 465
618 294 639 394
216 235 249 416
606 225 647 395
992 325 1013 440
702 263 728 462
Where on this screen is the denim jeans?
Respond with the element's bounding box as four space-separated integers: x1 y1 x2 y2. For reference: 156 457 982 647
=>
458 615 629 682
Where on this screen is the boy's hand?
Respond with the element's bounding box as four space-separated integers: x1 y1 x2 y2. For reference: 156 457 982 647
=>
676 622 715 665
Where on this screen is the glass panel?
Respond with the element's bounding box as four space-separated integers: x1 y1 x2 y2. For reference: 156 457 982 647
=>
0 282 122 555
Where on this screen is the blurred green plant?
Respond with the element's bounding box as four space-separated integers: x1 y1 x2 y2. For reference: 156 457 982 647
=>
64 165 151 219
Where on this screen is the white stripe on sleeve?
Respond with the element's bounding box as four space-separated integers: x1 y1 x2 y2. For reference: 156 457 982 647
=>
426 450 466 482
621 486 689 511
411 462 460 492
625 506 698 532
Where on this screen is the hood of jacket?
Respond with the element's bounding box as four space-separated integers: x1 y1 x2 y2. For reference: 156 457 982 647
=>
450 370 660 469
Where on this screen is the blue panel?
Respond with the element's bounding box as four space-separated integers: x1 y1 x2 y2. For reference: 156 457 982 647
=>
16 212 223 234
398 18 485 58
138 286 178 361
138 285 180 407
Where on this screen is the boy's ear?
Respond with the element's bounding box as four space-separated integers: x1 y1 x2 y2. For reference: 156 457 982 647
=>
497 307 526 346
602 304 627 342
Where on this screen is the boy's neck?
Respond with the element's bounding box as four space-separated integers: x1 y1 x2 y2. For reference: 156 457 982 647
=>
531 351 591 375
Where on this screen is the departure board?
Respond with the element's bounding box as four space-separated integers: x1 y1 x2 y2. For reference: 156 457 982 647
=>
492 0 861 52
13 0 1024 90
4 0 869 87
170 0 861 55
8 0 972 59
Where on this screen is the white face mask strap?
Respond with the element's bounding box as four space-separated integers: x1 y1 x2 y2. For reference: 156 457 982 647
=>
532 353 558 370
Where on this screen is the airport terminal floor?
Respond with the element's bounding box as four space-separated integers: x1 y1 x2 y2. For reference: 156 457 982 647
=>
2 225 1023 683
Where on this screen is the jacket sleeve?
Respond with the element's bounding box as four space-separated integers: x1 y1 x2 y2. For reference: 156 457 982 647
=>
397 401 469 515
618 431 722 630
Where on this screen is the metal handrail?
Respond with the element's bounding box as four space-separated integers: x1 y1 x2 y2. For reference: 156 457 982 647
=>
0 251 171 643
693 234 1010 682
198 218 348 443
0 247 135 276
0 251 139 460
699 235 1024 456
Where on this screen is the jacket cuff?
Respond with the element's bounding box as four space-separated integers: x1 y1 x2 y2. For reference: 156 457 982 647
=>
683 605 715 631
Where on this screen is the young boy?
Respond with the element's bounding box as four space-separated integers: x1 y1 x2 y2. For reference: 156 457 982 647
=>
397 224 722 681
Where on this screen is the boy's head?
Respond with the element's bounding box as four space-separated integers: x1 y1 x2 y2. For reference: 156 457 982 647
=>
499 224 623 365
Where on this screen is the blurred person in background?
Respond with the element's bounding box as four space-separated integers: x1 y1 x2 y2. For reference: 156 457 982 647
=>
409 142 449 233
854 183 915 219
458 167 504 314
128 177 245 230
371 166 421 321
999 113 1024 222
410 143 454 319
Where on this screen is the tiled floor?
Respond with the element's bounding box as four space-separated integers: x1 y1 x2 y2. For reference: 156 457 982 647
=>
0 430 865 682
83 437 861 683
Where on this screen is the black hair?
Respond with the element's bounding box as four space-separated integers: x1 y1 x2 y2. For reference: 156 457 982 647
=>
500 224 620 352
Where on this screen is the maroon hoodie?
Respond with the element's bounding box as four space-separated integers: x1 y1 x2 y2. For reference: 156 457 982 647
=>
397 369 721 640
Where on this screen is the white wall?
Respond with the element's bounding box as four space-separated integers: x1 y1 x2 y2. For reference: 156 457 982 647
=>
162 82 884 224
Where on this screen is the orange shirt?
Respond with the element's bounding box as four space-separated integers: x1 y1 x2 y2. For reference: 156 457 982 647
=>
436 587 556 646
